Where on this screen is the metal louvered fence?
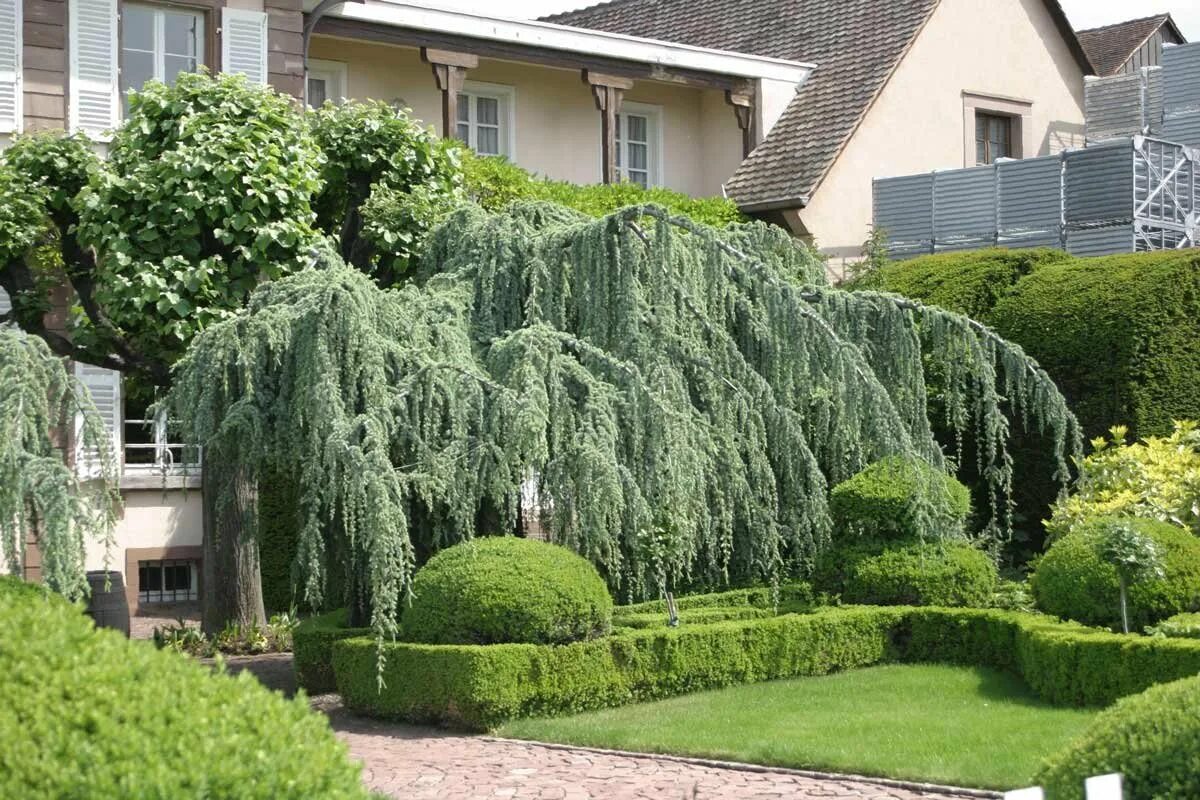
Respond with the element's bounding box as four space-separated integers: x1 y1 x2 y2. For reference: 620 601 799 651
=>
873 136 1199 259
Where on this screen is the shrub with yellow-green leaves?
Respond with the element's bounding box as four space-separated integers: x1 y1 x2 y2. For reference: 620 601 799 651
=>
1047 422 1200 540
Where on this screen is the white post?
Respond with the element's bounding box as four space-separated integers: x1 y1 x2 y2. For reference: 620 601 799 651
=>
1085 773 1124 800
1004 788 1044 800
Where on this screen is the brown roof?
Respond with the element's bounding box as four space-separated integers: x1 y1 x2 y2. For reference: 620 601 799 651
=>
1077 14 1186 77
543 0 1093 210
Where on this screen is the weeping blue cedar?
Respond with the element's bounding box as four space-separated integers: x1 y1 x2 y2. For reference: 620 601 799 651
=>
0 329 120 597
168 203 1081 662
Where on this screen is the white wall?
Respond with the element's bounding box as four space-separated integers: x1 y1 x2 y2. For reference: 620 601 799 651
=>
85 489 203 572
308 36 750 196
798 0 1088 261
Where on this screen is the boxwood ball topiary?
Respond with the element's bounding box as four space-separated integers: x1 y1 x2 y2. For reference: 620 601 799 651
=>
402 537 614 645
1036 673 1200 800
842 542 998 607
1030 517 1200 631
830 456 971 542
0 576 366 799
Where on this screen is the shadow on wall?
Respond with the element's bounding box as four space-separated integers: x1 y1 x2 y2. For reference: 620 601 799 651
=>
1045 121 1087 154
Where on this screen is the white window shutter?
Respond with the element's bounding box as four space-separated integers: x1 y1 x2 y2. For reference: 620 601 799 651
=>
222 9 268 85
69 0 119 137
0 0 21 133
0 287 12 322
74 363 122 479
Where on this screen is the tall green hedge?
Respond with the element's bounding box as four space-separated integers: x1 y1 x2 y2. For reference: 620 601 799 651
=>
863 248 1200 439
0 577 365 798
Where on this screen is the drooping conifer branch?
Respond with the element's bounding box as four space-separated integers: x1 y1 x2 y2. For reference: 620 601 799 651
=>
0 329 120 598
170 203 1082 663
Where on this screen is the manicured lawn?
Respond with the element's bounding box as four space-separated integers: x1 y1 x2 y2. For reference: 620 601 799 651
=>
497 664 1098 790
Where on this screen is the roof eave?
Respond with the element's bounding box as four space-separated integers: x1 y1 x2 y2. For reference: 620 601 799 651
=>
323 0 816 83
735 195 810 213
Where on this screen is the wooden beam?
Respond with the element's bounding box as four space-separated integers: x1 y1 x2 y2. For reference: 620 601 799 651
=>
422 48 478 139
584 71 629 184
310 17 748 92
725 89 756 158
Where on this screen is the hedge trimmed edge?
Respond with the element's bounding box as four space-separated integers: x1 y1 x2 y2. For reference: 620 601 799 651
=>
294 608 372 693
332 606 1200 730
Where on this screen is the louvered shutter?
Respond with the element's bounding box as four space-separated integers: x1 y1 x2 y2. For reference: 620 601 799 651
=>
0 0 20 133
69 0 119 137
0 287 12 327
75 363 122 479
222 9 268 85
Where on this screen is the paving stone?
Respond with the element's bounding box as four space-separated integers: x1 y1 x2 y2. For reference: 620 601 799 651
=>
321 699 992 800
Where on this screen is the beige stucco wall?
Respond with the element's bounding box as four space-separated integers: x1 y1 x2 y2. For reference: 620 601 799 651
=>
798 0 1087 265
309 36 748 196
85 489 204 572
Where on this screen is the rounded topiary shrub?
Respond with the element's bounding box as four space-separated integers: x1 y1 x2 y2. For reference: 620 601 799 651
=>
841 542 998 607
1030 517 1200 630
830 456 971 542
0 576 365 799
402 537 613 645
1035 673 1200 800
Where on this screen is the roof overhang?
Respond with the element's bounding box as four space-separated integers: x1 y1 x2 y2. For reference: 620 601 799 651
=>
309 0 814 84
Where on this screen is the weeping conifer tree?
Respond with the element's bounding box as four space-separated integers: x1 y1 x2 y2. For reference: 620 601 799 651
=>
0 329 119 597
168 202 1081 650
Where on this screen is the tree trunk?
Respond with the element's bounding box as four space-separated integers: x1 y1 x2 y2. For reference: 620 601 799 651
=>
201 452 266 635
1118 576 1129 635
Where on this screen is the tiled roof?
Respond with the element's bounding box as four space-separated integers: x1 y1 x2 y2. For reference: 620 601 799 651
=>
1077 14 1185 77
543 0 1092 209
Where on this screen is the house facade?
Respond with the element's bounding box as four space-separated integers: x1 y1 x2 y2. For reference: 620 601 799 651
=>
548 0 1095 273
1 0 811 613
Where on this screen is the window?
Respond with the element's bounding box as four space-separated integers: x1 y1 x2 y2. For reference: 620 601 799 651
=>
615 102 661 187
120 4 205 115
975 112 1012 165
456 82 514 157
306 59 347 110
123 387 202 474
139 559 198 603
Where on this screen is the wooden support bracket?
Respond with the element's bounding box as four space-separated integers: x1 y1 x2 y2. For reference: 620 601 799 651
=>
422 47 480 139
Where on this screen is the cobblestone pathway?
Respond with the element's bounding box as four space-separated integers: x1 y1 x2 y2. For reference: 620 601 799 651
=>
319 700 995 800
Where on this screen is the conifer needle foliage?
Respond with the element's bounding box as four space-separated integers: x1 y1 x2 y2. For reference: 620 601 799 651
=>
169 203 1081 654
0 329 119 598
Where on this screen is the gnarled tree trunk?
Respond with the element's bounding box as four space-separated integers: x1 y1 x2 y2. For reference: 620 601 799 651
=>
201 450 265 634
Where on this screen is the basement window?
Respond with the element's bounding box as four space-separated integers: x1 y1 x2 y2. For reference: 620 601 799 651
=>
138 559 198 604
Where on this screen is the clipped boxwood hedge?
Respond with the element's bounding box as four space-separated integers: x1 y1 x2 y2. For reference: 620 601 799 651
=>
1148 611 1200 640
613 606 772 630
331 604 1200 729
401 537 613 646
616 582 813 615
293 607 373 693
843 543 997 607
1035 673 1200 800
0 577 366 798
1030 518 1200 631
336 607 904 729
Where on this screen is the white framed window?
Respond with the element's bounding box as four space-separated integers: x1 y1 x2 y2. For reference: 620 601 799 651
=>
306 58 348 109
615 102 662 188
456 81 515 158
120 4 205 116
138 559 198 603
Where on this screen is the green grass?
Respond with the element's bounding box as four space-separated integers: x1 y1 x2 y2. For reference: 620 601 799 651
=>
497 664 1098 790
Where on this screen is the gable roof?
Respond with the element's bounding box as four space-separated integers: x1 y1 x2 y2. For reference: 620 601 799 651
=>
1077 14 1187 77
543 0 1093 210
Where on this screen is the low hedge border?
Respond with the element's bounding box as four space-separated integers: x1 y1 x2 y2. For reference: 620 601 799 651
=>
332 606 1200 730
293 608 373 693
616 582 813 615
613 606 771 630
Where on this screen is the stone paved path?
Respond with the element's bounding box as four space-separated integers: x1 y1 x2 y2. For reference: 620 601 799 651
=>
318 699 994 800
